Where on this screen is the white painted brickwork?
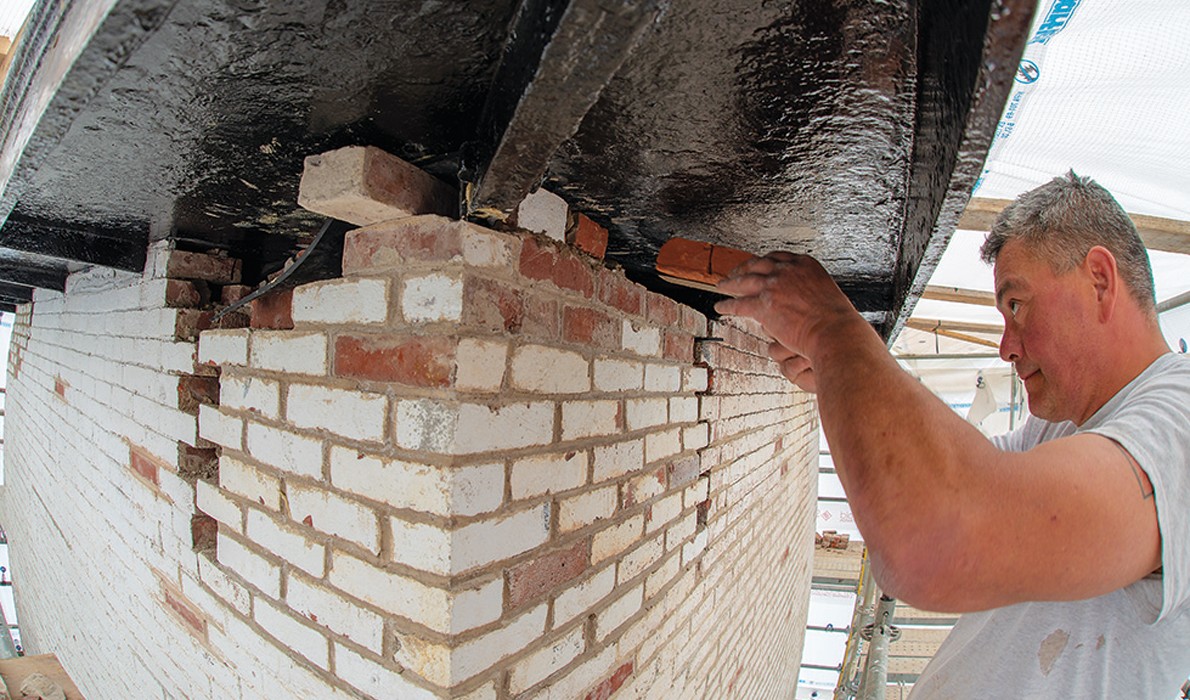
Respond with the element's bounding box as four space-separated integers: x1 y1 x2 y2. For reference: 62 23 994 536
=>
2 217 814 700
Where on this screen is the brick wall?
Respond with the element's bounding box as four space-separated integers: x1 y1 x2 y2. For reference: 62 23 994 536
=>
1 213 816 698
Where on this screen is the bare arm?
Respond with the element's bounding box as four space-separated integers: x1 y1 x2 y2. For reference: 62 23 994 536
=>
716 253 1160 611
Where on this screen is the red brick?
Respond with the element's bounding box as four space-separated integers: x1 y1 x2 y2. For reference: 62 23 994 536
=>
178 444 218 480
164 585 208 636
54 376 67 399
520 236 594 298
655 238 713 284
597 272 643 316
191 513 218 551
646 295 680 327
506 539 591 610
177 375 221 415
519 236 559 282
221 284 252 304
250 288 294 330
164 279 203 308
585 662 634 700
165 250 241 284
563 306 619 350
463 277 524 333
663 331 695 362
568 214 609 259
522 294 560 342
343 216 465 273
710 244 755 279
680 305 708 336
334 334 455 387
130 448 161 486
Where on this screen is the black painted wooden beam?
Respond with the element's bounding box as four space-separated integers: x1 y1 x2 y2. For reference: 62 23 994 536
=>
0 302 16 313
0 281 34 304
462 0 664 219
0 214 147 272
0 260 68 290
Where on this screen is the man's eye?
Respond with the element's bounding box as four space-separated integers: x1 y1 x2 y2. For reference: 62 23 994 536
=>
1008 300 1021 316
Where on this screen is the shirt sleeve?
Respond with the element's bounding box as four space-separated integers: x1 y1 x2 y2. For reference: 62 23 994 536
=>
1084 366 1190 624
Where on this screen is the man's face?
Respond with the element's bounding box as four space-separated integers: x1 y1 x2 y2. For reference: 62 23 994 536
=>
993 240 1097 424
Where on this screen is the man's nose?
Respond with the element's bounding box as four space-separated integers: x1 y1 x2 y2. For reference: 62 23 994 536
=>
999 324 1021 363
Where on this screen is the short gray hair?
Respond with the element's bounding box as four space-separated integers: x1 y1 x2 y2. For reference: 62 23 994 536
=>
979 171 1155 312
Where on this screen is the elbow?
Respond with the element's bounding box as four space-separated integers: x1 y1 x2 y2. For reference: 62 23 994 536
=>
867 533 976 613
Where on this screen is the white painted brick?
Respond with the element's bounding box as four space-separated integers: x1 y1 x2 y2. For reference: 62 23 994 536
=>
510 624 585 693
455 337 508 392
622 320 661 356
457 682 499 700
288 483 379 553
596 583 643 641
196 480 241 532
666 511 698 550
402 273 463 323
198 404 242 449
682 530 708 564
645 428 682 462
394 399 458 452
684 366 709 392
250 331 327 375
198 554 250 615
515 188 568 241
510 344 589 394
455 504 551 573
592 439 644 483
198 329 249 366
645 551 681 599
559 485 617 533
246 508 325 577
245 421 323 479
331 446 502 516
560 400 618 441
644 364 681 393
451 604 548 686
221 374 280 418
593 358 643 392
511 451 586 499
454 402 555 453
684 475 710 508
462 227 515 268
217 531 280 597
388 518 449 575
335 643 438 700
292 278 389 325
254 596 329 669
683 423 710 451
287 383 387 443
287 573 383 652
219 454 281 510
669 396 699 424
592 515 644 564
525 645 616 700
646 492 683 535
625 398 667 431
449 577 505 635
553 565 615 626
618 534 664 584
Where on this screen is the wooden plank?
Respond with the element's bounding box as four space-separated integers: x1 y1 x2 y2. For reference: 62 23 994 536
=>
959 196 1190 255
922 285 996 306
0 653 85 699
906 317 1003 335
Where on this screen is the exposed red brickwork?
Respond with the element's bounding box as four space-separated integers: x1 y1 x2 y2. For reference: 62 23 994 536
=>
334 334 455 386
164 279 203 308
343 216 464 272
54 376 67 399
250 288 294 330
646 295 681 327
568 214 609 259
563 306 620 349
221 284 252 304
585 662 634 700
464 277 524 333
129 447 161 486
191 513 218 551
519 236 595 298
166 250 241 284
506 539 590 610
177 375 220 415
597 272 643 316
178 444 219 480
663 330 695 362
522 294 560 342
163 585 208 637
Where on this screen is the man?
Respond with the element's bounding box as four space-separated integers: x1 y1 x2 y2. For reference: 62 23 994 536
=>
715 172 1190 695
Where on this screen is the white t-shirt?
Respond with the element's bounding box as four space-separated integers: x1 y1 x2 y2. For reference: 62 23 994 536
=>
911 352 1190 698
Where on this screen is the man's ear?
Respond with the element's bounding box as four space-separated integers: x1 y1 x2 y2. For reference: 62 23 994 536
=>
1083 246 1119 319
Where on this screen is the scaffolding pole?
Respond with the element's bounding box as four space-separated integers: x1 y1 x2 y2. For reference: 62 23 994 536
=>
0 601 18 659
856 595 898 700
833 550 877 700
